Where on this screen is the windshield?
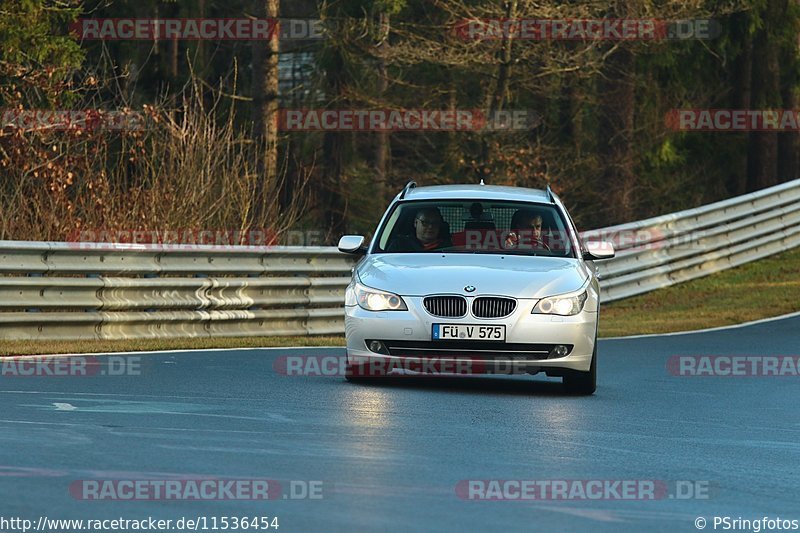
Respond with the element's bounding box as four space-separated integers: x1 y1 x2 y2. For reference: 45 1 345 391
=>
373 200 576 257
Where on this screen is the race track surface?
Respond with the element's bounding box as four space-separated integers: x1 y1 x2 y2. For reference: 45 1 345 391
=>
1 315 798 532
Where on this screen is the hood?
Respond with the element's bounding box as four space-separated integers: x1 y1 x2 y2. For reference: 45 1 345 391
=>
357 253 589 299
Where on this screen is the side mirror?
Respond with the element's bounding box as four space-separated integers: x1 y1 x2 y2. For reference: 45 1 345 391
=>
338 235 367 255
583 240 615 261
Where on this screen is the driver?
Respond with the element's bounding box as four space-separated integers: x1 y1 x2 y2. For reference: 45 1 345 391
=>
505 209 545 249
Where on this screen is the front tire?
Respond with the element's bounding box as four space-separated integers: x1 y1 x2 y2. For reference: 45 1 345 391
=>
563 342 597 395
344 354 368 382
344 360 361 382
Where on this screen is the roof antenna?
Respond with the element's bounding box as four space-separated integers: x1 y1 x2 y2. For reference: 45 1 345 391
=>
479 179 485 186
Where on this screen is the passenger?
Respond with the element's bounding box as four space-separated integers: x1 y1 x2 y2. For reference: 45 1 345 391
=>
387 207 452 251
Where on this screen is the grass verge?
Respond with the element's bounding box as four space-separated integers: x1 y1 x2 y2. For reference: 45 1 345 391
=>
599 246 800 337
0 336 345 357
1 247 798 355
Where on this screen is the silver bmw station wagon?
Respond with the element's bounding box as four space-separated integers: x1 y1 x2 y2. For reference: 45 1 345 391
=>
337 182 615 394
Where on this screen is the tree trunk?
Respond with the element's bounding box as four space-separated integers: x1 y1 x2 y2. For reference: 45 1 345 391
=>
490 0 516 114
746 0 782 192
252 0 281 223
777 0 799 182
728 11 752 196
598 43 637 223
559 79 583 156
321 45 348 240
778 77 799 183
197 0 206 77
169 35 178 79
322 128 347 239
595 0 638 223
481 0 517 181
374 12 390 206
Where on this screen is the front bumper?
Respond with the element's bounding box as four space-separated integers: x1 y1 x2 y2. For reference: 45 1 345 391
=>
344 296 597 374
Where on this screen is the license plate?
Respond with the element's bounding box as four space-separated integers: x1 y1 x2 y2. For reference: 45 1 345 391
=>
432 324 506 341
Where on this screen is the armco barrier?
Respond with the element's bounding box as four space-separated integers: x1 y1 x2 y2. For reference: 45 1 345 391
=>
1 180 798 340
0 244 353 340
585 179 800 301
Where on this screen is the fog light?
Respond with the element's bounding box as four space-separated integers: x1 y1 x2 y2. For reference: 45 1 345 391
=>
550 345 569 358
367 340 388 354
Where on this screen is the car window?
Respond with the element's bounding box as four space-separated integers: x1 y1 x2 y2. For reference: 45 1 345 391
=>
373 200 575 257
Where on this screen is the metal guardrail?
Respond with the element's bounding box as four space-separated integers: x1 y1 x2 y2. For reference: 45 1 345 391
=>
583 179 800 301
0 244 353 340
1 179 799 340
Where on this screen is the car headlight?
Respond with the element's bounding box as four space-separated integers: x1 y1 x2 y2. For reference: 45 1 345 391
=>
532 290 588 316
349 282 407 311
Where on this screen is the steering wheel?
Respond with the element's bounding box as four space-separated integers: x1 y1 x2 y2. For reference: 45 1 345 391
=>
505 232 551 251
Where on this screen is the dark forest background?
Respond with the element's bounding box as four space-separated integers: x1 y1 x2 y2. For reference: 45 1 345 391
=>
1 0 799 242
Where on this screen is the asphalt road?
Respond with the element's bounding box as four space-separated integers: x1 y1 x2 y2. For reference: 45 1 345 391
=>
1 315 799 532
